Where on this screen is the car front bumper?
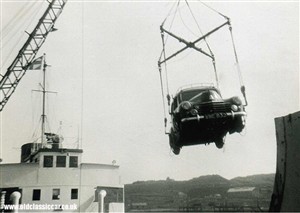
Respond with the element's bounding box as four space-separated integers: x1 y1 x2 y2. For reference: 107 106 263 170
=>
181 111 247 123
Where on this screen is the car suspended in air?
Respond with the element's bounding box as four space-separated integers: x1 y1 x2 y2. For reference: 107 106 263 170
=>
157 1 248 155
168 85 246 155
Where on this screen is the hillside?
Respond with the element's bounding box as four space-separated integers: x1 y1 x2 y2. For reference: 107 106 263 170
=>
127 174 230 195
126 173 275 192
230 173 275 186
125 174 275 211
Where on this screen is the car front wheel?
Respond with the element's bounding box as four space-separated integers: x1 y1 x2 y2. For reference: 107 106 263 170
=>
215 136 225 149
169 131 181 155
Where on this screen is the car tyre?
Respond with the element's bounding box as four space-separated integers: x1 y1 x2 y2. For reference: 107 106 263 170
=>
215 137 225 149
235 116 246 133
172 146 181 155
169 131 181 155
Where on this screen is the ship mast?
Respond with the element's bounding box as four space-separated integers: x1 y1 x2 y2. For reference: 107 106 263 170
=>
41 55 47 145
32 54 56 148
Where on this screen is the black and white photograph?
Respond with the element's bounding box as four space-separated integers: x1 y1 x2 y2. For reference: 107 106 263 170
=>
0 0 299 212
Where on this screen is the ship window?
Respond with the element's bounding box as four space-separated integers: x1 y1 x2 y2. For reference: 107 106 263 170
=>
56 156 66 167
71 189 78 200
43 155 53 167
69 156 78 168
52 189 60 200
32 189 41 201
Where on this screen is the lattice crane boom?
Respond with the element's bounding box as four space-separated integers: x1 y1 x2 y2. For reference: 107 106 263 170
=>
0 0 67 112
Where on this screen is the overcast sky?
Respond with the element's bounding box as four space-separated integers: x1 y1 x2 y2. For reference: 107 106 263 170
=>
0 0 299 184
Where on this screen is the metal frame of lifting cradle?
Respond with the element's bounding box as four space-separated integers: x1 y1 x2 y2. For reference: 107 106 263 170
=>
157 2 248 134
158 19 231 133
158 19 230 67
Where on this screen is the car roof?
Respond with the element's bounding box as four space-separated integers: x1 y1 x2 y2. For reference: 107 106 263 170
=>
175 84 220 97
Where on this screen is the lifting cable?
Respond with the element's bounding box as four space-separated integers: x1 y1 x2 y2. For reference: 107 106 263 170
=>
158 0 180 132
158 64 168 131
158 0 248 132
158 0 218 132
160 0 180 100
161 28 170 107
198 0 248 106
1 1 43 70
199 1 229 20
2 2 33 39
229 25 248 106
184 0 219 88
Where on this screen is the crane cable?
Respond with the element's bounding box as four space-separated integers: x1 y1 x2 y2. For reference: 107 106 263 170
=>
160 0 180 99
184 0 219 88
2 2 34 39
198 0 229 20
1 1 44 70
198 0 247 105
158 0 217 132
229 24 247 106
158 0 248 132
158 0 181 133
158 63 167 132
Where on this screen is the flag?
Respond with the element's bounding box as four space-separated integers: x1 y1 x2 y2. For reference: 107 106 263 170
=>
27 56 43 70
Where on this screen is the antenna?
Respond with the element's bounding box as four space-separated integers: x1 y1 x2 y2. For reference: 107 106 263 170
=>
41 54 47 145
32 53 57 148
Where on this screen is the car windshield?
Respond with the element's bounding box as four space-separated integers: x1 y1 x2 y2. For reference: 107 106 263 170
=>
180 89 221 103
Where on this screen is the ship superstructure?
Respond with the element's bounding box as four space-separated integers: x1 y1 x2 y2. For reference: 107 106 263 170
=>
0 136 124 212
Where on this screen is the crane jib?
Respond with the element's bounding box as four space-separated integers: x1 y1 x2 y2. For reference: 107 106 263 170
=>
0 0 68 112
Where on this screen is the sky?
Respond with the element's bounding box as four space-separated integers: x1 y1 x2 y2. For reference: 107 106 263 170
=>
0 0 299 184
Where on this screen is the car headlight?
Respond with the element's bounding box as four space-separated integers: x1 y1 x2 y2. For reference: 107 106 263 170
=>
190 109 198 116
231 104 238 112
181 101 192 111
232 96 242 105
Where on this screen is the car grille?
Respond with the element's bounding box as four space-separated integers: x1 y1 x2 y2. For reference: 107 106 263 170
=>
194 102 231 114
